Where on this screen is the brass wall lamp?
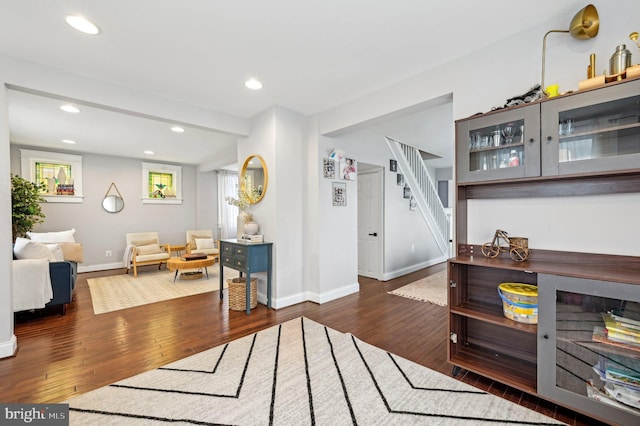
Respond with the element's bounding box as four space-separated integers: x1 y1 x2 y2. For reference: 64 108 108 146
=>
630 32 640 50
541 4 599 94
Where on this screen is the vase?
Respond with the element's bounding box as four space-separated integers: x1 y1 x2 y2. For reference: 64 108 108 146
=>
237 210 250 240
244 221 259 235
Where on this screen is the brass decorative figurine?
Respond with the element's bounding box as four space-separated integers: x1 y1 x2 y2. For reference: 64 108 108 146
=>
482 229 530 262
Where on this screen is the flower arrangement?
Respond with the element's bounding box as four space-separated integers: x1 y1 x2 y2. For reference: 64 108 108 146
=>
225 186 254 211
225 175 262 210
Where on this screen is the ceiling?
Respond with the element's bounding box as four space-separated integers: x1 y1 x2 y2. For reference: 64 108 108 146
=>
0 1 579 166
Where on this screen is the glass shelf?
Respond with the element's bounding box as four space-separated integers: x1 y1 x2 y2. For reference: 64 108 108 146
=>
468 119 525 172
557 94 640 164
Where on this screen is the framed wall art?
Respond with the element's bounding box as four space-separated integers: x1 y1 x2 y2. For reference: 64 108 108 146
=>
397 173 404 186
389 159 397 172
323 158 336 179
403 184 411 199
332 182 346 206
340 158 357 181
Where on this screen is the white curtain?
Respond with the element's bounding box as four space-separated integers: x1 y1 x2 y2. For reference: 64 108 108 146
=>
217 171 239 239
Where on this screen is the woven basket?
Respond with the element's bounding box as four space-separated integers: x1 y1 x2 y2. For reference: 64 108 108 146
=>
180 271 203 280
228 277 258 311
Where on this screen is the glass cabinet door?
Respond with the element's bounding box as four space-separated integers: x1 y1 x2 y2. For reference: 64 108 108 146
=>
456 103 540 183
538 274 640 426
541 78 640 176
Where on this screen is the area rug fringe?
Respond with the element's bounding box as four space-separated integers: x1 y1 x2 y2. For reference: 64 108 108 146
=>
66 317 565 425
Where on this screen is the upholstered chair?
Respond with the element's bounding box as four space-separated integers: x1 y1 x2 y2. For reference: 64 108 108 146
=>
125 232 170 277
185 230 219 263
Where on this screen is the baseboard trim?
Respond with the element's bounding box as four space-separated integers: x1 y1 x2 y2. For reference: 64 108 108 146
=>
306 282 360 304
0 334 17 359
382 256 448 281
262 281 360 309
78 262 124 273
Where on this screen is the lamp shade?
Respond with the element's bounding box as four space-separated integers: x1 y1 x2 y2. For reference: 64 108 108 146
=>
569 4 599 39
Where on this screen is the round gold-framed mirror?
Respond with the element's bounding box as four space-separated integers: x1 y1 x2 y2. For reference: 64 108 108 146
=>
240 155 268 204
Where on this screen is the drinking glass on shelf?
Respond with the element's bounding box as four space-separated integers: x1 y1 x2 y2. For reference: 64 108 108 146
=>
470 132 481 150
502 125 516 144
559 118 574 136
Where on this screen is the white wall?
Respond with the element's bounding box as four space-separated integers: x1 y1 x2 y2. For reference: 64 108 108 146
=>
237 106 307 308
316 135 360 302
317 0 640 257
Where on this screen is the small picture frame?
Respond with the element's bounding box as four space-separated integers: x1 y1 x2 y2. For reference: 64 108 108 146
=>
332 182 346 206
397 173 404 186
410 196 417 211
340 158 357 181
389 159 397 172
403 184 411 199
323 158 336 179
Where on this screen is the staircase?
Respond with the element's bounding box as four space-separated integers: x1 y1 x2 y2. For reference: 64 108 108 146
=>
386 137 450 256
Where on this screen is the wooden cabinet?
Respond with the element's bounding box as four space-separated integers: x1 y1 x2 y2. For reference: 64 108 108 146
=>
456 77 640 184
540 78 640 176
448 252 640 425
448 260 538 393
537 274 640 426
451 76 640 425
456 103 540 183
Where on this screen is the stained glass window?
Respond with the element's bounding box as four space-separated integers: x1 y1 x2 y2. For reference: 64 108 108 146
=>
35 162 72 193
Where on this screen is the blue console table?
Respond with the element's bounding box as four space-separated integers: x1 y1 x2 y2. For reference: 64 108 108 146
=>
219 239 273 314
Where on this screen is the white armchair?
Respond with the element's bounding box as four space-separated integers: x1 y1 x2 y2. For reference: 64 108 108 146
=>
185 230 219 262
125 232 171 277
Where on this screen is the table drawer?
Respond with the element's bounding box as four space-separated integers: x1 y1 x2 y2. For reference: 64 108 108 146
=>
222 255 246 270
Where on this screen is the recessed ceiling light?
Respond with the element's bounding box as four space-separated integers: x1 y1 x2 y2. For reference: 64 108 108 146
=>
60 104 80 113
245 78 263 90
144 150 154 155
171 126 185 133
61 139 76 144
66 15 101 35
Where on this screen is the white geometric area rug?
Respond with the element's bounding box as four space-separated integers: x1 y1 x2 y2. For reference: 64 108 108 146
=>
66 317 565 425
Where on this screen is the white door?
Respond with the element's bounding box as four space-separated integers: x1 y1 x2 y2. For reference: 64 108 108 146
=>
357 168 383 279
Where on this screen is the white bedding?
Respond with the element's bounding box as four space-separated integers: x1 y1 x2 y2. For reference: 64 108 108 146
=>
12 259 53 311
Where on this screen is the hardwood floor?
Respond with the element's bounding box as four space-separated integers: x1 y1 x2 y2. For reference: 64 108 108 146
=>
1 263 605 425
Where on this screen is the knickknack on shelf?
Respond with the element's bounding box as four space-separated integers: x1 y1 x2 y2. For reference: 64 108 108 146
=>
141 162 182 204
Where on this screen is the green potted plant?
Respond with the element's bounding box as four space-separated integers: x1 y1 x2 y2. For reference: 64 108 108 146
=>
11 174 46 242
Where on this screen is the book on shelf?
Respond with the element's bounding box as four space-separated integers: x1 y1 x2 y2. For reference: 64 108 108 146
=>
180 253 208 261
609 311 640 331
602 313 640 346
241 234 263 242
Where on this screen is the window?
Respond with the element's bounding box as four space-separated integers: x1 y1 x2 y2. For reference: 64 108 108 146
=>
141 162 182 204
20 149 83 203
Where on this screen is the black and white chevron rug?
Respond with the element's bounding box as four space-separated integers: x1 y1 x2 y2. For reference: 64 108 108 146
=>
67 317 564 425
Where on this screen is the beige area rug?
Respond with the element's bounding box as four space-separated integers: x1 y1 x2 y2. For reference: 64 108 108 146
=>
388 270 448 306
66 317 564 425
88 267 237 315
